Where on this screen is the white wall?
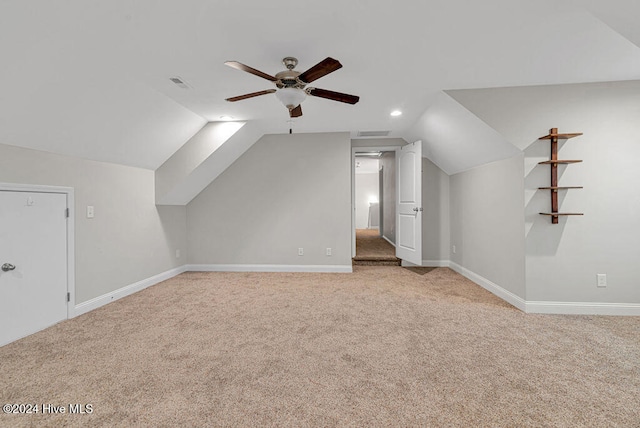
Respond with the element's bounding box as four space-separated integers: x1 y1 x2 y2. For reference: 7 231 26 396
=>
380 152 396 243
449 81 640 305
186 132 352 268
422 157 450 264
155 121 245 204
351 138 408 148
0 143 187 303
355 172 379 229
449 155 526 299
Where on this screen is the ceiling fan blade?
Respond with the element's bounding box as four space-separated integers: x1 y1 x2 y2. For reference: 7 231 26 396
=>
307 87 360 104
224 61 277 82
289 105 303 118
298 57 342 83
225 89 276 102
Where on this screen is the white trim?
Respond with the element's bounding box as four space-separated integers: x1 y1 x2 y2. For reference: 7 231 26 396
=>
352 146 401 258
449 261 527 311
71 265 187 317
382 235 396 247
187 264 353 273
0 182 73 194
447 261 640 315
0 182 75 319
422 260 450 267
525 301 640 316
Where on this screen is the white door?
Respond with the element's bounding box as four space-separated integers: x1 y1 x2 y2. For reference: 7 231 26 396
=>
0 191 68 346
396 141 422 265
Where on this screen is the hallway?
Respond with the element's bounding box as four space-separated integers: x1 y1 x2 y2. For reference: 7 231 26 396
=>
353 229 401 266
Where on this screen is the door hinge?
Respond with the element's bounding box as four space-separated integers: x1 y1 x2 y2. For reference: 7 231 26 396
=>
65 208 69 218
67 292 70 303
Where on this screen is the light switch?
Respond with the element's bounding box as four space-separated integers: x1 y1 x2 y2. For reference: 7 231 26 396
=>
87 205 94 219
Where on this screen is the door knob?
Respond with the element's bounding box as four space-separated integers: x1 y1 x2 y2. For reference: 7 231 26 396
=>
2 263 16 272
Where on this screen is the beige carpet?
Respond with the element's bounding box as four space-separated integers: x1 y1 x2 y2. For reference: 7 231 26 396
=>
1 267 639 427
354 229 401 265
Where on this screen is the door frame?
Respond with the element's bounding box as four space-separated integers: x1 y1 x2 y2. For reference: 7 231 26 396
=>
351 146 401 258
0 182 75 318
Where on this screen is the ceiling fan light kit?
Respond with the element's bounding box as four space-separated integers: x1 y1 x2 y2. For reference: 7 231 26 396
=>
225 56 359 119
275 87 306 109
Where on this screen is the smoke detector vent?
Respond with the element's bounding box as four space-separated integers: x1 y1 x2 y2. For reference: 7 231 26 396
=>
357 130 390 137
169 76 191 89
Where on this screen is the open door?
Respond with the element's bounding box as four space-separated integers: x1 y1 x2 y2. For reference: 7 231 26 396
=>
396 141 422 265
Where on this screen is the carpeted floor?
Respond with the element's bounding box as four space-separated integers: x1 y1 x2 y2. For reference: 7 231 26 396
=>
354 229 401 265
1 267 639 427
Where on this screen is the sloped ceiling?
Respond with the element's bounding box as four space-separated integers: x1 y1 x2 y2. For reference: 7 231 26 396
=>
447 80 640 150
573 0 640 49
1 1 640 171
404 93 520 175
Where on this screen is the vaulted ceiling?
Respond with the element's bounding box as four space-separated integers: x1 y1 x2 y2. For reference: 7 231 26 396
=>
1 0 639 171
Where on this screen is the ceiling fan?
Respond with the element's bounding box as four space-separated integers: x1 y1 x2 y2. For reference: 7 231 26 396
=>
224 56 360 118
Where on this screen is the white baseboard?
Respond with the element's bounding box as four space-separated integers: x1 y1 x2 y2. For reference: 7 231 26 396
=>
448 262 640 316
382 235 396 247
449 261 527 312
69 262 639 319
72 265 187 318
187 264 353 273
422 260 451 267
525 301 640 316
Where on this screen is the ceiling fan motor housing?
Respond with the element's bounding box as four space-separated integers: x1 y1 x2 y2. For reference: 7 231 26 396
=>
275 70 305 89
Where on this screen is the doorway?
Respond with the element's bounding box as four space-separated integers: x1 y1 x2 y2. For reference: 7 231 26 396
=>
351 141 423 266
0 184 74 346
353 149 399 265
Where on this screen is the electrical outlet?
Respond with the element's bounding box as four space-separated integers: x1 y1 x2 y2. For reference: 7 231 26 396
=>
86 205 94 219
597 274 607 288
175 249 181 259
298 248 304 256
326 248 332 256
452 245 456 254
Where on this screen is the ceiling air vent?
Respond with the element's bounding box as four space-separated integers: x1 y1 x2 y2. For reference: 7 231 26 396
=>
357 130 390 137
169 76 190 89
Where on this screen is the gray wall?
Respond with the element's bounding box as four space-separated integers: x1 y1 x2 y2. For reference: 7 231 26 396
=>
449 81 640 304
449 155 526 299
0 143 187 303
187 132 352 267
380 152 396 243
422 157 450 263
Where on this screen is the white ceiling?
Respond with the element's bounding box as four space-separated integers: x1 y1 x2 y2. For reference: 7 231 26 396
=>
405 92 520 175
1 0 640 170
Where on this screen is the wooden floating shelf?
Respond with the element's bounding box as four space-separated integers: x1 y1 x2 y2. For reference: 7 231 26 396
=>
538 186 583 190
538 128 583 224
540 213 584 217
538 160 582 165
539 132 583 140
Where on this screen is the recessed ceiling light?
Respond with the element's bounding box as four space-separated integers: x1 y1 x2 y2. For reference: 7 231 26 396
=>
390 110 402 117
220 115 234 121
